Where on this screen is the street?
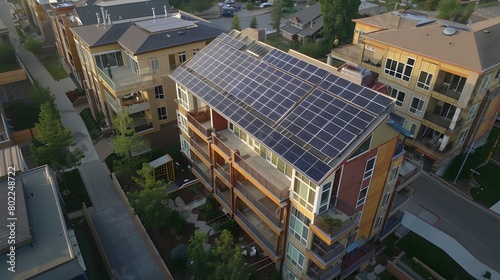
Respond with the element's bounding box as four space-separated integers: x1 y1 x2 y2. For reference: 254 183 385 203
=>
409 172 500 273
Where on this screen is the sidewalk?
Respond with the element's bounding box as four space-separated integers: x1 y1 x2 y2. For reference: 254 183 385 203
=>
3 10 167 278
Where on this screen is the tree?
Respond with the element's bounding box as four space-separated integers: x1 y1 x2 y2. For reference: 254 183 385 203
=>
24 37 43 55
30 103 84 190
127 185 171 229
110 110 147 161
320 0 361 43
232 13 241 31
209 230 248 280
0 42 15 64
270 0 285 31
133 163 167 190
250 16 258 29
437 0 462 20
423 0 439 11
188 230 211 280
29 80 55 107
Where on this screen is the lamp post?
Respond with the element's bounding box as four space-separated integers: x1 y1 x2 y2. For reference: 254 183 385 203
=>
454 141 475 184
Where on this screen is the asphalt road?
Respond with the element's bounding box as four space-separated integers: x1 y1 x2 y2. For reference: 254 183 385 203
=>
410 172 500 273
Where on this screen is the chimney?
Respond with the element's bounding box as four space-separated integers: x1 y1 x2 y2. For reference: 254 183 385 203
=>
152 7 155 19
104 10 108 26
100 7 105 26
164 5 167 18
96 13 100 26
107 14 112 25
310 20 314 28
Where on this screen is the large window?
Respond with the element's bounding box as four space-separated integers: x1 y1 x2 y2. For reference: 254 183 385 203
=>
374 216 384 229
124 51 139 74
286 242 305 271
158 107 167 120
319 182 332 213
409 97 425 116
479 74 491 95
381 192 391 207
384 57 415 81
155 85 164 99
289 206 310 246
389 167 398 182
180 135 190 158
349 135 372 159
94 51 123 70
467 103 479 122
248 135 292 178
403 120 417 135
417 71 433 90
176 84 189 110
283 266 299 280
390 88 405 107
151 57 159 72
364 157 376 179
293 175 316 212
357 186 369 207
179 51 186 63
176 110 188 133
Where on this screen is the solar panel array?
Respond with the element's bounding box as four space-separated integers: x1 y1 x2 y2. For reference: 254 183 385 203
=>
217 33 246 50
170 36 394 183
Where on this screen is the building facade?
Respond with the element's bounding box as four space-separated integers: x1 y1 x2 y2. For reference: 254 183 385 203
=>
170 31 421 279
329 11 500 172
71 15 224 146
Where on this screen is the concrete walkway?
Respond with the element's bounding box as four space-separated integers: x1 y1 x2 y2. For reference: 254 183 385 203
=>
0 2 167 277
403 205 500 279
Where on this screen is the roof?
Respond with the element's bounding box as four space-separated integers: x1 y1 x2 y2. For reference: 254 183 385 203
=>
149 154 172 168
170 32 394 184
0 145 25 179
353 10 436 30
0 180 31 254
363 16 500 72
71 17 225 54
281 4 323 37
0 166 84 280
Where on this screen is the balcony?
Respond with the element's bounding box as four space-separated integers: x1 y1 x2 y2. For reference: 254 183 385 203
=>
389 186 414 215
187 106 213 138
305 261 341 280
191 159 212 190
122 99 149 115
311 198 360 244
423 112 463 132
396 156 422 191
190 138 210 163
432 83 462 101
216 129 290 201
306 240 345 269
0 113 11 145
97 66 153 93
214 185 231 211
212 133 232 158
379 211 404 240
329 44 383 70
235 209 281 260
340 243 375 279
214 163 231 184
129 112 153 133
234 180 281 228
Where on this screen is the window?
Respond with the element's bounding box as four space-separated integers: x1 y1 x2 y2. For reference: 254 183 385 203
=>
176 84 189 110
409 97 425 116
458 128 469 144
158 107 167 120
403 120 417 135
94 50 123 70
155 85 164 99
389 167 398 182
293 175 316 212
180 135 190 158
479 74 491 95
319 182 332 213
374 216 384 229
384 57 414 81
467 103 479 122
192 48 200 56
417 71 433 90
151 57 159 72
286 242 305 271
357 186 369 207
289 206 310 246
363 157 376 179
178 51 186 63
349 135 372 159
381 192 391 207
364 44 376 51
177 110 188 133
283 266 299 280
250 136 292 178
390 88 406 107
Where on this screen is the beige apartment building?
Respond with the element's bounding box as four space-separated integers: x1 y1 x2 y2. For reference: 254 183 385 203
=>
329 11 500 172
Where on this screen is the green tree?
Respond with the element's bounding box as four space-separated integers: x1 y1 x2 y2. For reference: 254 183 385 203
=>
209 230 248 280
133 163 167 190
232 13 241 31
23 37 43 55
188 230 211 279
127 185 171 229
320 0 361 43
30 103 84 190
250 16 258 28
424 0 439 11
110 110 147 161
0 42 15 64
437 0 462 20
384 0 399 12
270 0 285 31
29 80 55 107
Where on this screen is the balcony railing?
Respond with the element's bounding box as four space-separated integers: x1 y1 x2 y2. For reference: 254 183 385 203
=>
191 161 212 187
122 99 150 114
340 244 375 279
306 262 341 280
433 83 461 100
380 211 404 240
214 163 230 183
97 67 153 92
396 163 421 191
235 209 277 256
187 106 213 137
214 188 231 210
424 112 463 131
234 153 289 201
313 198 360 241
235 181 279 226
389 187 414 214
213 134 232 158
190 138 210 162
308 241 345 266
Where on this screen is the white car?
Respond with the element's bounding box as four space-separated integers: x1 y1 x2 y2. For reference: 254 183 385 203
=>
260 2 273 8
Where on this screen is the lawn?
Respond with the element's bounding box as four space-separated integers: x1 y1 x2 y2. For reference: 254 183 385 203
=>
80 108 102 141
471 163 500 207
37 50 68 80
58 169 92 213
0 63 21 73
397 231 475 280
5 101 40 130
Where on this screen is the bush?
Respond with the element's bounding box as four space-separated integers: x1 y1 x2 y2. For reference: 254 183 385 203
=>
0 42 15 64
171 243 188 260
246 3 255 10
168 257 187 273
24 38 43 55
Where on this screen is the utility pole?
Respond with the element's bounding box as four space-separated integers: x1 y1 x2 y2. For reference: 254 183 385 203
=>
454 141 475 184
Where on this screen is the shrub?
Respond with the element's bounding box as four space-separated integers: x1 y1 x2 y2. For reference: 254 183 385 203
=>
324 216 342 227
171 243 188 260
24 38 43 55
246 3 255 10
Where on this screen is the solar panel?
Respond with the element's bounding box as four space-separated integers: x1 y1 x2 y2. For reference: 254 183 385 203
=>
217 33 246 50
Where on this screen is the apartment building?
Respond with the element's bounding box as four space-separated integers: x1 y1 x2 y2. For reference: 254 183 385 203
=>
71 14 224 147
170 31 421 280
329 11 500 172
21 0 55 44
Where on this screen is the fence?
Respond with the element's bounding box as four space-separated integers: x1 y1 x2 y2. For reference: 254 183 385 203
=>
10 128 37 144
0 69 27 85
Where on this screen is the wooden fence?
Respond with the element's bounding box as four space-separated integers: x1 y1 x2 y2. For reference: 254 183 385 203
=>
10 128 37 144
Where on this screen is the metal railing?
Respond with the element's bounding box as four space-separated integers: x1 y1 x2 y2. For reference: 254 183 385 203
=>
97 67 153 91
396 165 421 191
380 211 404 239
235 209 277 255
314 198 360 240
339 245 375 279
233 153 289 200
424 112 463 130
213 134 232 157
389 187 414 214
433 84 461 100
235 181 279 226
309 241 345 265
214 163 230 182
306 262 341 280
214 188 231 210
187 107 213 137
191 162 211 187
190 138 210 162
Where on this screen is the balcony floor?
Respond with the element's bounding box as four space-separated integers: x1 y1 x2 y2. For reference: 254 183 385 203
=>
239 180 280 213
241 207 277 248
399 160 417 177
217 129 290 192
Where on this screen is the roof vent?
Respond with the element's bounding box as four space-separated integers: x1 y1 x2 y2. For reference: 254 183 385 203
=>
443 27 456 36
483 30 490 34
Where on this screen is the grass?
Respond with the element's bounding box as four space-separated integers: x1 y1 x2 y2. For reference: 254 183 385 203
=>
58 169 92 213
73 219 109 279
0 63 21 73
471 163 500 207
443 126 500 181
37 50 68 80
80 108 102 141
397 231 475 280
5 102 40 130
401 257 437 280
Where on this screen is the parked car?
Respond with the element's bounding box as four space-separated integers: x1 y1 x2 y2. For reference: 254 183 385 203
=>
220 11 234 17
221 4 241 11
260 2 273 8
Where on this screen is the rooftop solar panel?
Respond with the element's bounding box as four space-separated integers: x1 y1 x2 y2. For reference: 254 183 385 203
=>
217 33 246 50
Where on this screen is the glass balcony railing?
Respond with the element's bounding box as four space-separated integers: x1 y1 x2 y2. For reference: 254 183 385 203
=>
190 138 210 162
340 243 375 279
433 83 462 100
97 66 153 92
213 134 232 158
187 106 213 138
234 181 280 226
214 187 231 210
313 198 360 242
191 161 212 188
307 240 345 267
389 186 414 214
305 261 341 280
380 211 404 240
235 209 279 258
424 112 463 131
214 163 230 183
